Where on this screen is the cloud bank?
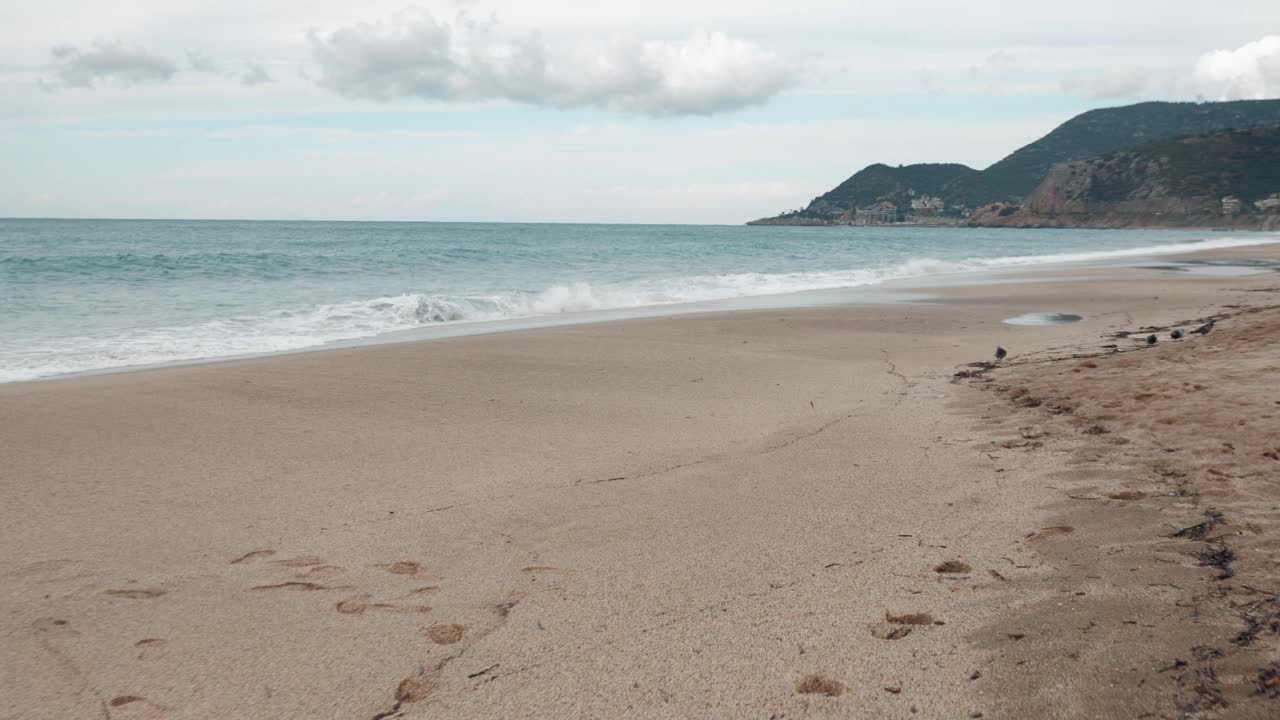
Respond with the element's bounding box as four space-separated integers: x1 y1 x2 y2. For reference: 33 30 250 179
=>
1060 66 1148 99
241 62 273 86
1193 35 1280 100
307 10 793 116
1088 67 1147 99
187 50 218 73
43 42 177 90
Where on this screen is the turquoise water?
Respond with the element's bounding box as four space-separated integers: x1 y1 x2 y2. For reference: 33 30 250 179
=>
1 219 1275 382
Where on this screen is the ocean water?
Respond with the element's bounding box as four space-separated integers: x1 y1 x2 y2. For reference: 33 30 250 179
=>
2 219 1276 383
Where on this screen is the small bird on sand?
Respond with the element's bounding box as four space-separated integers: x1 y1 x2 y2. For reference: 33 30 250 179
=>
1146 334 1157 346
1170 328 1184 340
1192 319 1215 335
995 346 1008 361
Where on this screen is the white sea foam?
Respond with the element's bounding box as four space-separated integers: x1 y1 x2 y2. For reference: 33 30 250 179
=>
945 234 1280 270
3 233 1276 383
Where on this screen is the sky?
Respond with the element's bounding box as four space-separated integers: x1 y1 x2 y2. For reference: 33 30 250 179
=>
3 1 1279 223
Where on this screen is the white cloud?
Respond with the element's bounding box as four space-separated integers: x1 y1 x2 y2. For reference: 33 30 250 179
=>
968 50 1016 78
1090 67 1147 98
42 41 177 90
241 61 272 86
307 9 794 116
1192 35 1280 100
187 50 218 73
1061 66 1147 99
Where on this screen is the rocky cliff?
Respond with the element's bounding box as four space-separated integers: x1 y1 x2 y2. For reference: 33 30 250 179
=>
969 126 1280 230
953 99 1280 207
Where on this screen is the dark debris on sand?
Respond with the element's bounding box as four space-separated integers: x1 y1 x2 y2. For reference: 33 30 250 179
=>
951 302 1280 717
1171 508 1225 540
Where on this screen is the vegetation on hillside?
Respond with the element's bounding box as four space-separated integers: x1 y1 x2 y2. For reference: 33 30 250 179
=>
966 125 1280 229
964 100 1280 205
1050 125 1280 206
803 163 976 218
752 99 1280 224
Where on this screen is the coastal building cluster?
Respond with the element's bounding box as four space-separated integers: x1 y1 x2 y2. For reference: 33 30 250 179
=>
1222 194 1280 214
1255 193 1280 212
909 194 947 213
851 194 970 225
853 202 898 225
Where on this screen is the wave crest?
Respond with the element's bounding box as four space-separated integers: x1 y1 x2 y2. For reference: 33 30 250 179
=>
4 233 1277 382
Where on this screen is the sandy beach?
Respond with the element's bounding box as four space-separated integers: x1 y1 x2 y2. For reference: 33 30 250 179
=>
3 245 1279 719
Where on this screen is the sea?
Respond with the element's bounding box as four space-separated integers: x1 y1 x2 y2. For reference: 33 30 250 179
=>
2 218 1277 383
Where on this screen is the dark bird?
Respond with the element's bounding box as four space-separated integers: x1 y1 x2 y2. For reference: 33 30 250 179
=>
1146 334 1157 346
1171 328 1184 340
995 346 1007 361
1192 319 1215 335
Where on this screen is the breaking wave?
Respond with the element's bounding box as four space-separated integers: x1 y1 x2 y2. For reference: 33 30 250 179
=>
3 233 1276 382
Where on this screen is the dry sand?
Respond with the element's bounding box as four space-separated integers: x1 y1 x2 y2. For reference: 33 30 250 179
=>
2 245 1279 719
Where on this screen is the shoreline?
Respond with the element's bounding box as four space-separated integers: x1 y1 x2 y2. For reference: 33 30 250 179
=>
7 233 1278 387
748 218 1280 231
3 244 1280 718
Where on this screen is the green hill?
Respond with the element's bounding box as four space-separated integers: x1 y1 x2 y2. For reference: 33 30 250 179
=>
805 163 976 216
750 99 1280 224
954 100 1280 206
752 163 975 224
969 125 1280 229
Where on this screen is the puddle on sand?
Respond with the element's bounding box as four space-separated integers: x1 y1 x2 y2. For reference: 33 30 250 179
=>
1139 259 1280 277
1003 312 1085 326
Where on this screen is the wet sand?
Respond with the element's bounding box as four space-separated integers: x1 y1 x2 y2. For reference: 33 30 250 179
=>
2 244 1279 719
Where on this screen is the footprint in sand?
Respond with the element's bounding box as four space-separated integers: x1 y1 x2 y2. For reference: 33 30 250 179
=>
229 549 275 565
32 617 79 637
105 589 166 600
336 598 373 615
1025 526 1075 541
238 551 347 584
796 674 845 696
934 561 972 574
375 561 445 582
424 624 467 645
272 556 325 568
870 624 913 640
871 611 940 639
106 695 167 717
293 564 344 580
335 594 432 616
886 612 936 625
1106 490 1146 501
494 596 523 618
379 561 423 576
368 675 436 720
395 674 437 703
252 581 352 592
134 638 166 660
